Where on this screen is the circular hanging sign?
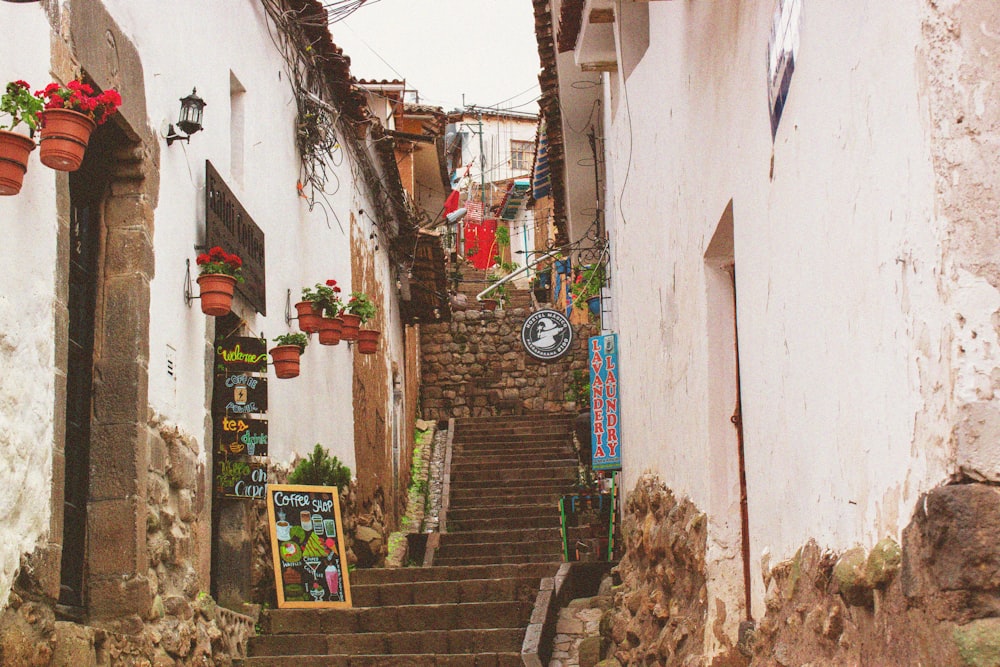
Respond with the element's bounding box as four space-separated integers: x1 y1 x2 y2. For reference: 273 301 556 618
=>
521 309 574 361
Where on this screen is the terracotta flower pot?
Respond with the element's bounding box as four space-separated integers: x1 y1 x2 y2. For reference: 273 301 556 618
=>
269 344 302 379
317 316 343 345
295 301 322 334
0 130 36 196
480 299 499 311
39 109 96 172
340 313 361 341
196 273 238 316
357 329 381 354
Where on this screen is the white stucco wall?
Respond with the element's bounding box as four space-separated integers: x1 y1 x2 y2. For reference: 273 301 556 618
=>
98 0 365 469
0 0 410 607
601 0 957 632
0 1 65 609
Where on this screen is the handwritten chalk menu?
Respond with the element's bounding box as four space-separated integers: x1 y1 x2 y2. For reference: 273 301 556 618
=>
266 484 352 609
213 334 269 499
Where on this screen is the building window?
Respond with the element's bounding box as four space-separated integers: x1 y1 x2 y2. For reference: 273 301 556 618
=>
511 140 535 173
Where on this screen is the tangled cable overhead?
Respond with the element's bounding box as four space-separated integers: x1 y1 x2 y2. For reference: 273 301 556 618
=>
258 0 417 269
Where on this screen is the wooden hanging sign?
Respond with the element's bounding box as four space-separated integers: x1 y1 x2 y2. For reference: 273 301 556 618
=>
266 484 352 609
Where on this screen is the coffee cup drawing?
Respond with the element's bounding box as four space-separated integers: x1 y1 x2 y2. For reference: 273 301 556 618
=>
276 520 291 541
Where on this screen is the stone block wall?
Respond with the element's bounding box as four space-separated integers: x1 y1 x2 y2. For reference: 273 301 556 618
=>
420 307 597 421
599 477 1000 667
0 416 254 666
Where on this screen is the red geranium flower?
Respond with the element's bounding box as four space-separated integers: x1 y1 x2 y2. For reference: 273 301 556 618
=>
326 279 337 286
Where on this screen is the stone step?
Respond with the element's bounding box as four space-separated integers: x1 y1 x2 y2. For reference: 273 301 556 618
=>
454 441 572 454
264 600 532 636
434 552 562 567
454 426 574 439
449 486 573 505
447 514 562 532
449 478 576 494
249 627 525 657
347 563 557 586
436 538 564 559
435 527 561 546
350 576 541 607
239 651 523 666
450 449 575 464
450 468 575 485
446 504 558 523
448 490 565 509
451 452 577 472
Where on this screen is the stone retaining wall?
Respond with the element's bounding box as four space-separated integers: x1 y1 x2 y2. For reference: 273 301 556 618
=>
0 416 255 666
420 307 597 421
599 477 1000 666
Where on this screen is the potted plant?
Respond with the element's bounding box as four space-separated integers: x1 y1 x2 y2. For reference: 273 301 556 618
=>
36 79 121 171
0 80 42 196
302 279 344 344
483 271 508 311
195 246 244 316
571 263 606 317
342 291 376 342
269 332 308 379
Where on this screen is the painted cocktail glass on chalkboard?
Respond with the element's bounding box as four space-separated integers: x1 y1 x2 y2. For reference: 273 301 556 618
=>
266 484 352 608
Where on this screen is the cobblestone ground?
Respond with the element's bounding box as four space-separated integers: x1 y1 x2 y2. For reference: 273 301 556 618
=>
548 596 608 667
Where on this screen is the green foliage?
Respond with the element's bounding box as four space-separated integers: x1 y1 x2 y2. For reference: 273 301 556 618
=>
0 80 43 134
273 332 308 352
571 263 606 303
302 279 344 317
486 271 508 306
345 292 377 324
288 444 352 489
566 369 591 407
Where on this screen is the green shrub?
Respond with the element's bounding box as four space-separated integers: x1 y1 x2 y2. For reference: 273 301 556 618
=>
289 443 352 489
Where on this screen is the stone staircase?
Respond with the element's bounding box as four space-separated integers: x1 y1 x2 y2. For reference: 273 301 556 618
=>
241 413 579 665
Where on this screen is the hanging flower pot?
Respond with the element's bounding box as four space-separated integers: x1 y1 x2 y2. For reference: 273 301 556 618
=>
587 296 601 316
38 108 96 172
197 273 238 316
269 344 302 379
357 328 381 354
340 313 361 341
0 130 35 196
317 316 343 346
294 301 322 334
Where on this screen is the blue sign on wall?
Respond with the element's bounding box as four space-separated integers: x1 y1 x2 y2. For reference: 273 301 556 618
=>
589 334 622 471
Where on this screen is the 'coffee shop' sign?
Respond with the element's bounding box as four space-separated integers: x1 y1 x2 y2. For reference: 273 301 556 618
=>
206 160 266 314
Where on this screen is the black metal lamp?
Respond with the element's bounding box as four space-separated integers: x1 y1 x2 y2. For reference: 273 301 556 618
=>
166 88 206 146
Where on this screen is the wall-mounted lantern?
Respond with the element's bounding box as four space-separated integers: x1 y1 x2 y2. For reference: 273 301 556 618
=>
166 88 206 146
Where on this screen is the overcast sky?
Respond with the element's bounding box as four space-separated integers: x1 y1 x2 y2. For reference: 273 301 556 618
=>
330 0 542 113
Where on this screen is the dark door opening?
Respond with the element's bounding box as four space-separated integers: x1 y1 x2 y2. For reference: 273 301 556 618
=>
59 127 113 609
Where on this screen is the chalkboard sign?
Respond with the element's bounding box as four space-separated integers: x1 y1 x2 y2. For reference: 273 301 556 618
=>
266 484 352 608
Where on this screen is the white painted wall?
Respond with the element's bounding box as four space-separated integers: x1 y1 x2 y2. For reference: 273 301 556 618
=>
0 0 408 606
599 0 955 638
97 0 368 469
0 0 65 610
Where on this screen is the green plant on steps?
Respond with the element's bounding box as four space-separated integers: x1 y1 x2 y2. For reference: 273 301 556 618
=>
566 369 591 408
288 443 352 489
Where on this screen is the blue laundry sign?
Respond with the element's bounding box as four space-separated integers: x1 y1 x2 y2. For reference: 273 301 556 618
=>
589 334 622 471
